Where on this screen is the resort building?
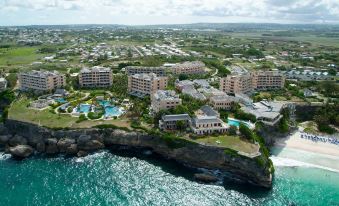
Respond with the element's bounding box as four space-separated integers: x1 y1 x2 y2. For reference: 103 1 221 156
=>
159 114 191 130
209 95 235 110
128 73 168 97
182 87 207 101
0 77 7 91
241 100 285 126
195 105 220 118
172 61 205 75
251 71 285 91
220 73 253 94
79 66 113 88
198 87 225 99
125 66 166 77
151 90 182 113
175 80 195 91
191 116 228 135
18 70 66 92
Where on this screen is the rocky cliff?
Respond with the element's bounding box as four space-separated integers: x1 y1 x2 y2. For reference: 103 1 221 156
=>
0 120 272 188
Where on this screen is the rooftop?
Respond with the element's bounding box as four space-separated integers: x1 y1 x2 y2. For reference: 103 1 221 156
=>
242 100 285 120
199 105 219 117
153 90 180 101
162 114 191 122
81 66 111 73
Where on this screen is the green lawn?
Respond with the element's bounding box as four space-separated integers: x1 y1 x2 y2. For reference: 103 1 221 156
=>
8 98 132 129
0 47 45 66
194 135 259 154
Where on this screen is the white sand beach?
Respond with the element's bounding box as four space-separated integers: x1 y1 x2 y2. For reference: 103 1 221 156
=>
274 129 339 157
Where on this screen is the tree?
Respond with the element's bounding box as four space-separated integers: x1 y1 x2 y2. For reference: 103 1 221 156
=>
228 125 237 135
239 123 254 141
328 68 337 76
178 74 189 81
176 120 186 131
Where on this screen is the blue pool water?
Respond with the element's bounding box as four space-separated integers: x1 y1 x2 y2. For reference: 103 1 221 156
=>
55 98 67 104
228 118 250 127
98 100 111 107
105 106 122 117
77 104 91 114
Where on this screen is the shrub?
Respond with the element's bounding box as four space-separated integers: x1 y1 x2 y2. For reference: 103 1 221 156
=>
76 114 87 123
239 123 254 141
228 125 237 135
67 106 73 113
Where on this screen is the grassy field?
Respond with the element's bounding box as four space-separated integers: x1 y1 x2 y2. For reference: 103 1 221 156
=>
0 46 45 66
8 98 131 129
194 135 259 154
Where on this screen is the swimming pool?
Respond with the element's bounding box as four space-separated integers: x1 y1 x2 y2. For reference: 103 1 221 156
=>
104 106 122 117
77 104 91 114
55 98 67 104
98 100 111 107
228 118 251 128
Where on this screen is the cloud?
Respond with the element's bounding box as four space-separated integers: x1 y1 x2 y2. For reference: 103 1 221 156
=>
1 0 339 24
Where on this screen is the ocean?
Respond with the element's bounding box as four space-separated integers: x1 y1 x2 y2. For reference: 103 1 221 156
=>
0 148 338 206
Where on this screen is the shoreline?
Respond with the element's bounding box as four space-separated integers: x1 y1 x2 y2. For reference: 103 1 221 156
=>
272 129 339 172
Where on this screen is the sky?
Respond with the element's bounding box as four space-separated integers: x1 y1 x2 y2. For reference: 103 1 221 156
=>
0 0 339 26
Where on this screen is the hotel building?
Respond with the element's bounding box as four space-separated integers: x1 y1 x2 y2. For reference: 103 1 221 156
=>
220 73 253 94
125 66 166 77
18 70 66 92
172 61 205 75
79 66 113 88
209 95 235 110
251 71 285 90
151 90 182 113
128 73 168 97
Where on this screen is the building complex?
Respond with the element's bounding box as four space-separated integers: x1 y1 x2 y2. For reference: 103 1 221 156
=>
128 73 168 97
151 90 182 113
172 61 205 75
18 70 66 92
125 66 166 77
79 66 113 88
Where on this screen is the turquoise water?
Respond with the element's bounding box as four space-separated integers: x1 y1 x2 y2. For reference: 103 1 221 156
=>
55 98 67 104
105 106 122 117
98 100 111 107
77 104 91 114
0 151 338 206
228 118 250 128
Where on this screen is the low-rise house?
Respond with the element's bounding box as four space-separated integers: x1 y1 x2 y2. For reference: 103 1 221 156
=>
159 114 191 130
128 73 168 97
195 105 220 118
79 66 113 88
0 77 7 91
209 95 235 110
151 90 182 113
191 116 229 135
303 88 314 97
54 89 69 97
175 80 194 91
241 100 285 126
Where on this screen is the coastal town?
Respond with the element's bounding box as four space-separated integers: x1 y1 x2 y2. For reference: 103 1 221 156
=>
0 24 338 188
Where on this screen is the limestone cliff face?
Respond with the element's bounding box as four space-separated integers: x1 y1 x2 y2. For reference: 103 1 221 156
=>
1 120 272 188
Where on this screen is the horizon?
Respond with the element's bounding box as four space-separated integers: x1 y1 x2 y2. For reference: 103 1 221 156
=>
1 0 339 26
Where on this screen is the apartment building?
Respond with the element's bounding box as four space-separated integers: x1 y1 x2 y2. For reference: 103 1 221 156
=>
251 71 285 90
125 66 166 77
0 77 7 91
151 90 182 113
209 95 235 110
128 73 168 97
79 66 113 88
172 61 205 75
220 73 252 94
18 70 66 92
159 114 191 130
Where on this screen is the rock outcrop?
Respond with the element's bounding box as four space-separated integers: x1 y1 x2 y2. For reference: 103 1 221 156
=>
9 145 34 158
1 119 273 188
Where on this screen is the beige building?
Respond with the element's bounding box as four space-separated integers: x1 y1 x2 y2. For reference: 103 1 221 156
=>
18 70 66 92
128 73 168 97
125 66 166 76
151 90 182 113
251 71 285 90
220 73 252 94
0 77 7 91
209 95 235 110
191 116 229 135
79 66 113 88
172 61 205 75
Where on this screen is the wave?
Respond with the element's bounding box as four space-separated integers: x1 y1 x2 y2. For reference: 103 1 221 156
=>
72 150 109 163
0 152 11 161
270 156 339 173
